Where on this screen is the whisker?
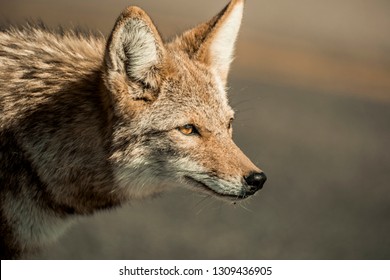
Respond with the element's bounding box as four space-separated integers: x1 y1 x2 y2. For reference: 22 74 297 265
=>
192 194 210 209
231 98 251 109
238 201 253 213
196 196 215 215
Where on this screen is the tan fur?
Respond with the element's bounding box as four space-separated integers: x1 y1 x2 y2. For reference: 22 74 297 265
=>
0 0 265 259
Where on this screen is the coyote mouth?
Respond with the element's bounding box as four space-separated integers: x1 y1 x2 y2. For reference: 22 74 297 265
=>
183 176 250 200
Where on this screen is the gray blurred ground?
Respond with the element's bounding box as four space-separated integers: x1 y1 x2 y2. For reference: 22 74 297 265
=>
1 0 389 259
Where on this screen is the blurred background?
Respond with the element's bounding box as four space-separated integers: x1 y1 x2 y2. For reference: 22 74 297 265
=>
1 0 389 259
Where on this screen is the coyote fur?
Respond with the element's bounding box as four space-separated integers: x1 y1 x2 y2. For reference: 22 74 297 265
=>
0 0 266 259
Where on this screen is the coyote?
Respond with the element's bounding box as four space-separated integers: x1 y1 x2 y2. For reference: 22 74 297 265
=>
0 0 266 259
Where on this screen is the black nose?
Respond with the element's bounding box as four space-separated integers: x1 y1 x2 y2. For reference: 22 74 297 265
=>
244 172 267 194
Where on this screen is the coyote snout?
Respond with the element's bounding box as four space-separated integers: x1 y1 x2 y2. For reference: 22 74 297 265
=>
185 171 266 200
176 129 266 200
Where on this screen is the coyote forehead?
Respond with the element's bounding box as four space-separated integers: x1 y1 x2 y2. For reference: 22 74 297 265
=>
146 54 234 132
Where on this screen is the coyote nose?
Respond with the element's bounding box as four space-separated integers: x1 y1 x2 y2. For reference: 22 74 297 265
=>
244 172 267 193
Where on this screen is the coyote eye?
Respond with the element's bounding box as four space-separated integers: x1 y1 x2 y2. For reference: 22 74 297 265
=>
178 124 198 136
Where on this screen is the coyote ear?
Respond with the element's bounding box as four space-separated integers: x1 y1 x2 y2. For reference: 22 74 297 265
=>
104 6 165 90
177 0 244 85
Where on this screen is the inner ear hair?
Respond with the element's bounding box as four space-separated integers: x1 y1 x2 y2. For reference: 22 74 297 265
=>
104 6 166 89
172 0 244 85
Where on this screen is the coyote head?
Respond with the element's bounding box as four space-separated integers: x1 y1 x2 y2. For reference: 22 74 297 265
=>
103 0 266 201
